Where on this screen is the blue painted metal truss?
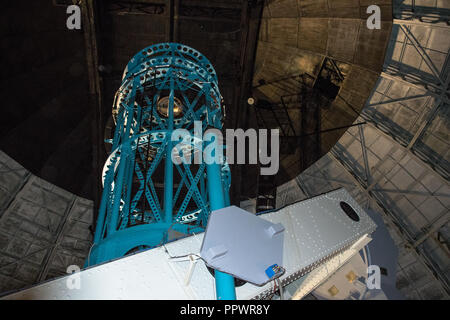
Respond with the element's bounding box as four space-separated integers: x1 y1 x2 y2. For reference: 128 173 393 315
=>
87 43 231 266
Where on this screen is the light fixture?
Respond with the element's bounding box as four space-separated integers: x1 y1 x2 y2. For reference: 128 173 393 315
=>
156 96 184 118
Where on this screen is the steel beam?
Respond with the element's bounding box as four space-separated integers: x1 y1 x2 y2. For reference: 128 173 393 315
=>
328 152 450 294
80 0 103 225
105 1 165 15
393 18 450 29
229 0 264 205
380 72 447 99
413 213 450 248
358 125 371 187
371 187 450 199
367 93 429 108
407 74 450 150
399 24 444 86
37 195 77 282
362 118 449 187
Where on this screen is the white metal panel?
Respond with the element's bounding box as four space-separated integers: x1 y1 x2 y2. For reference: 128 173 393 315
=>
1 188 376 300
290 235 371 299
2 246 191 300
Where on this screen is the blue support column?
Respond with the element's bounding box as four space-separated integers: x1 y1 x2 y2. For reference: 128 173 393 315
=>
224 186 230 207
93 174 112 243
164 77 175 224
205 134 236 300
108 147 129 235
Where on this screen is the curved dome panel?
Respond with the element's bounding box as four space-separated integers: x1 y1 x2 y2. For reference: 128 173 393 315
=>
246 0 393 195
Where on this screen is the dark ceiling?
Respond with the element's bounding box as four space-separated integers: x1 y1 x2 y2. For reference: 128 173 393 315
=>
0 0 248 202
0 0 392 211
1 1 93 198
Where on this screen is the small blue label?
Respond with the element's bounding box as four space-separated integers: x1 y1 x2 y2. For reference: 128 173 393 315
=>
265 264 281 279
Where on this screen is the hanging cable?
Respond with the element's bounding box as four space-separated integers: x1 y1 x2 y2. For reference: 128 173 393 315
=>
275 278 284 300
359 245 372 300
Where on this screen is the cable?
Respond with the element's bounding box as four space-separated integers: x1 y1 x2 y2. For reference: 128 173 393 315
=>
275 278 284 300
87 242 95 267
265 265 286 300
162 242 206 263
365 244 372 266
359 245 371 300
362 245 368 268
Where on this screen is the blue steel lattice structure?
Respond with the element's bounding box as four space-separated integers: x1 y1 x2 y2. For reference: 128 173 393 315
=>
87 43 232 277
